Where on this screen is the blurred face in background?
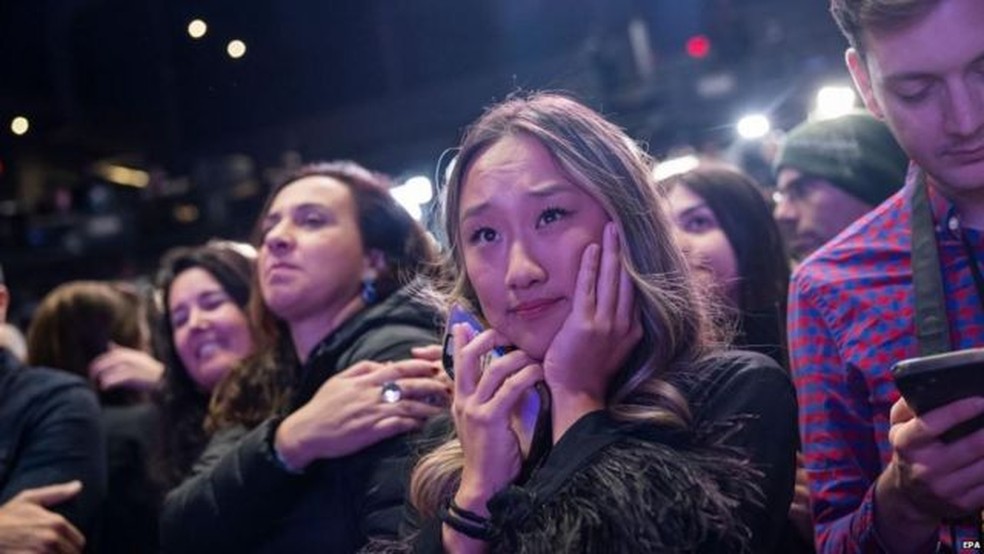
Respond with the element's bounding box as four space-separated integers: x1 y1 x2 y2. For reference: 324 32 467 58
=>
773 168 873 260
169 267 254 391
667 184 740 306
458 133 611 360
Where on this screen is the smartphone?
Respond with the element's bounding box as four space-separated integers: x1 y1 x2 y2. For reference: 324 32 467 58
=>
441 304 505 380
441 303 553 479
891 348 984 442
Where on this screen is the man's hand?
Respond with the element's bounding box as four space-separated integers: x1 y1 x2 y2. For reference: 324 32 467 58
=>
874 396 984 553
0 481 86 554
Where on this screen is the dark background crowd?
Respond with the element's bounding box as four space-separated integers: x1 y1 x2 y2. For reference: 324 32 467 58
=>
0 0 846 328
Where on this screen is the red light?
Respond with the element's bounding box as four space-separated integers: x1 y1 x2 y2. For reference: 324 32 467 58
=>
685 35 711 59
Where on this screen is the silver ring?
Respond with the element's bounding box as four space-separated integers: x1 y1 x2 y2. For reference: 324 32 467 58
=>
380 381 402 403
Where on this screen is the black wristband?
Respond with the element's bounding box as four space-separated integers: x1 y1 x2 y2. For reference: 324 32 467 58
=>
448 498 488 525
438 499 494 541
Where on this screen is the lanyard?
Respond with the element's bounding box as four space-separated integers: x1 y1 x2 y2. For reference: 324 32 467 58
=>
912 170 984 351
910 169 984 550
911 170 953 355
959 227 984 316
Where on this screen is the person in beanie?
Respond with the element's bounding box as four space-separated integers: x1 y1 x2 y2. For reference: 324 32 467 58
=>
773 111 908 260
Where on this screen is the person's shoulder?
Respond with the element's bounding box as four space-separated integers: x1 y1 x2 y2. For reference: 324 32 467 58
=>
376 287 443 328
0 365 99 437
794 189 909 288
675 350 793 415
352 286 442 337
695 349 790 390
9 364 91 398
357 289 442 344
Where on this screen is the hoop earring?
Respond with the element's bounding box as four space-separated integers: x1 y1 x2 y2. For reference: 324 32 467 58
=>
361 277 378 305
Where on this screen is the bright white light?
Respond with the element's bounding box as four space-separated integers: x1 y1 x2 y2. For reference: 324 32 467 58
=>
187 19 208 39
653 155 700 181
391 175 434 221
10 116 29 136
814 85 857 120
227 40 247 59
736 114 771 140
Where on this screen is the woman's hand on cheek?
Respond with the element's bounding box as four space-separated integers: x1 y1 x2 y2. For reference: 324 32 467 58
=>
543 223 643 434
452 324 543 514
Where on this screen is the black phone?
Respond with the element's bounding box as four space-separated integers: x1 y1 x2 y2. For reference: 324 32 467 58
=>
891 347 984 442
441 304 506 380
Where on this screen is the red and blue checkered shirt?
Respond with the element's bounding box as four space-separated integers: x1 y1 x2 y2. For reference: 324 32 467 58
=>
789 165 984 553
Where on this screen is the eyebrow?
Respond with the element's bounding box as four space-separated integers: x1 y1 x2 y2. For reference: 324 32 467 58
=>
264 202 330 221
460 181 576 222
198 289 227 299
676 202 710 218
882 72 935 89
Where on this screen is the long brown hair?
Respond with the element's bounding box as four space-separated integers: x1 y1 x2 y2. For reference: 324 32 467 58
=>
411 92 719 516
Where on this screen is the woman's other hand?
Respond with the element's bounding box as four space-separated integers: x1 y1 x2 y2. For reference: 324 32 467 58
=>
274 358 449 471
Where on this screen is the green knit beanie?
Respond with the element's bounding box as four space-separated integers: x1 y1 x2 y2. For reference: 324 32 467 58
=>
773 112 909 206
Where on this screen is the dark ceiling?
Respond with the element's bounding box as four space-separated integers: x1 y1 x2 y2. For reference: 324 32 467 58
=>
1 0 846 170
0 0 850 321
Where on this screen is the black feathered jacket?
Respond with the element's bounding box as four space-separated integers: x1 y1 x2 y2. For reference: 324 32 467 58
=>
376 350 797 554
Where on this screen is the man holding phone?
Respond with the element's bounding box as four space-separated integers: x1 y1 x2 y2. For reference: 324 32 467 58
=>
788 0 984 552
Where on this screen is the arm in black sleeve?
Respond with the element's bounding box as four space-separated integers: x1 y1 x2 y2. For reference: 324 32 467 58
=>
159 418 305 553
0 377 107 538
689 352 799 554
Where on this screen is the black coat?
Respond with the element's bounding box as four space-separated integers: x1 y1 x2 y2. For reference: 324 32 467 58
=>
0 348 107 542
160 288 441 553
100 403 160 554
381 350 797 554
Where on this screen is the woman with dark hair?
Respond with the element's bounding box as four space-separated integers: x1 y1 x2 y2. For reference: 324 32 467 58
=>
663 164 790 368
27 281 161 554
152 240 258 490
160 161 450 553
665 165 813 552
375 93 797 553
